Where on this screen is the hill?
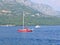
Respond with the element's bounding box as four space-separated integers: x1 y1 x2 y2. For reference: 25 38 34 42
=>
0 0 60 25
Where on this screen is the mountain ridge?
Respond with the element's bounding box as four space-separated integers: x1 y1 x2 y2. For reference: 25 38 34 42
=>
0 0 60 25
16 0 60 16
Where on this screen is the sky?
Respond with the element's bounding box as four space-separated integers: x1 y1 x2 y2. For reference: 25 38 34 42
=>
31 0 60 11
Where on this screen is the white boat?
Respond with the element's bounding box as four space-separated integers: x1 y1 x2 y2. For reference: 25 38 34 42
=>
35 25 40 28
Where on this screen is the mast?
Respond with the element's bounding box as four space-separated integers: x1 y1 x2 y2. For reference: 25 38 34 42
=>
23 11 24 29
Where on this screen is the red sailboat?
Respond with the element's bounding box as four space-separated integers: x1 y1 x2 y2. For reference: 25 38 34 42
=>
18 12 32 32
18 28 32 32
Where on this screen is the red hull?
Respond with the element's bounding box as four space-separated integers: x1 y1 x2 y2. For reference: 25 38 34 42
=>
18 28 32 32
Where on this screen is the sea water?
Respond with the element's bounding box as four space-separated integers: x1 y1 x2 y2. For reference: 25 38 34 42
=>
0 26 60 45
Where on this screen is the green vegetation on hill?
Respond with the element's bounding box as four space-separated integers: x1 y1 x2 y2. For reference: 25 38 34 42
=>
0 2 60 25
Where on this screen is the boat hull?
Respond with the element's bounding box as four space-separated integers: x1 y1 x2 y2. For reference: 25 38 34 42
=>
18 29 32 32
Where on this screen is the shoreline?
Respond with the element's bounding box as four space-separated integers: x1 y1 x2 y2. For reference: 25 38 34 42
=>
0 25 16 26
0 23 60 26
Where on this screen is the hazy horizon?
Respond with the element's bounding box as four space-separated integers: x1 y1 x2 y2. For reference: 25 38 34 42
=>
31 0 60 11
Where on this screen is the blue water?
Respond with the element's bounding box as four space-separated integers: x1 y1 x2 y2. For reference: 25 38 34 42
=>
0 26 60 45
